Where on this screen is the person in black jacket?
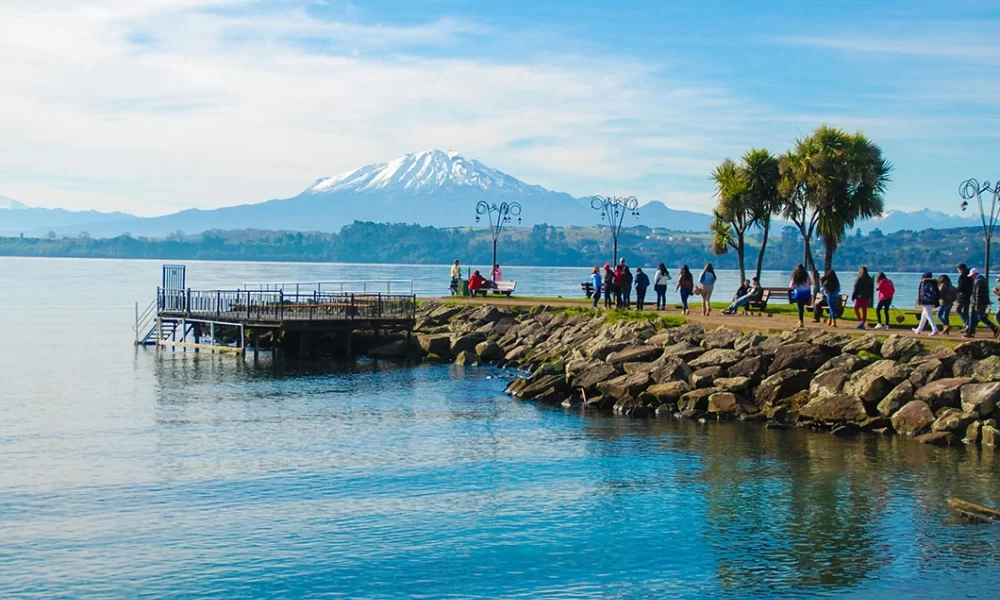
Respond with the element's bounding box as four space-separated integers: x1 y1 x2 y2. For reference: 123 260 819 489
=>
966 268 999 339
851 266 874 329
956 263 973 333
634 267 650 310
621 265 634 309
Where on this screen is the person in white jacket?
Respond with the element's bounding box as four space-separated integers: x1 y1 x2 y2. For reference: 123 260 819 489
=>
653 263 670 310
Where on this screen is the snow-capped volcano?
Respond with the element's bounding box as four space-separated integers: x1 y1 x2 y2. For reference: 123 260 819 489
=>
306 150 549 196
0 195 27 210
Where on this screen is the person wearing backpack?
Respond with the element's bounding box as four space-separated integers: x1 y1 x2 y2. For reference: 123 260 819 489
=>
913 271 941 335
937 274 957 334
965 268 999 339
956 263 973 333
634 267 650 311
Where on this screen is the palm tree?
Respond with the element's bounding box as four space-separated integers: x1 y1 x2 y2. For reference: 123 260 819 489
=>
741 149 781 280
779 138 823 286
711 158 754 281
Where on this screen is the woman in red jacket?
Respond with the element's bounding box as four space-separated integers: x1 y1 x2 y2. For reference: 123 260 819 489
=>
468 270 486 297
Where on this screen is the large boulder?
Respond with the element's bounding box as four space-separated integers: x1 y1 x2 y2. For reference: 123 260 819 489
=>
661 341 705 363
568 362 618 394
689 349 744 371
973 356 1000 382
648 381 692 403
733 332 768 353
454 350 479 365
809 369 849 399
730 355 772 384
952 356 977 378
708 392 753 416
515 373 566 400
964 421 982 445
808 332 853 355
417 334 452 358
450 333 487 355
847 360 911 405
713 376 752 395
960 382 1000 417
915 431 958 446
931 409 978 434
702 327 741 350
843 335 882 356
471 305 506 324
678 388 717 411
768 342 828 376
648 356 693 385
913 377 972 411
607 345 662 368
597 372 653 401
799 394 868 424
982 425 1000 448
671 323 706 345
475 340 506 363
877 381 915 417
890 400 936 435
691 366 725 389
907 358 945 388
755 369 812 408
954 340 1000 361
816 354 871 376
581 340 630 361
881 335 925 362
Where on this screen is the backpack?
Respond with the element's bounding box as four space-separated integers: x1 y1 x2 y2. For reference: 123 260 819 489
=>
940 282 957 305
919 281 939 305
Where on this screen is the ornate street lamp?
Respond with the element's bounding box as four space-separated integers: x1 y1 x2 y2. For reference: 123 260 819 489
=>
590 195 639 266
959 178 1000 279
475 201 522 274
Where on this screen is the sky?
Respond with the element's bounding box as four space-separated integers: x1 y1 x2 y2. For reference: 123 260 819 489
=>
0 0 998 217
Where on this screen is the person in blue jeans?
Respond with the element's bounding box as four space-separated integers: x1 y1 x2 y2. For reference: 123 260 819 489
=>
820 270 842 327
675 265 694 316
698 263 717 316
789 264 812 328
966 268 1000 339
590 266 602 309
722 277 760 314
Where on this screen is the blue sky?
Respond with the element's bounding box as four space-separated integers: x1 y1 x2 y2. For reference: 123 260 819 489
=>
0 0 997 216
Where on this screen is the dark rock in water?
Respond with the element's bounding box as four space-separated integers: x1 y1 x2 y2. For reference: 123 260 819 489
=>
847 360 911 405
701 327 740 350
597 371 653 401
766 420 789 430
768 342 828 376
740 412 768 422
450 333 487 355
607 345 662 368
799 394 868 424
755 369 812 408
655 403 677 417
661 341 704 363
505 377 528 396
689 349 744 370
831 423 861 437
891 400 936 435
881 335 925 362
648 381 691 403
417 334 452 358
860 416 891 432
369 339 413 359
913 377 972 411
680 408 704 420
690 366 725 389
916 431 957 446
954 339 1000 361
475 340 506 363
981 425 1000 449
931 409 978 434
678 388 717 412
843 335 882 356
730 355 772 384
561 397 581 409
964 421 982 445
517 374 566 400
960 382 1000 417
877 380 915 417
708 392 752 416
571 363 619 395
454 350 479 366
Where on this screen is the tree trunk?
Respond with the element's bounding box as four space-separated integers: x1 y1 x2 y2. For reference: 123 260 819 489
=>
736 231 746 282
823 238 834 275
802 231 819 291
755 218 770 280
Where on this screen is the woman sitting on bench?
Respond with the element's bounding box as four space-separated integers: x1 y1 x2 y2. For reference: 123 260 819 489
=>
721 278 760 315
468 270 487 297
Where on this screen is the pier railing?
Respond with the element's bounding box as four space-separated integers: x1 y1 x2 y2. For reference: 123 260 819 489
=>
241 279 414 295
157 288 417 322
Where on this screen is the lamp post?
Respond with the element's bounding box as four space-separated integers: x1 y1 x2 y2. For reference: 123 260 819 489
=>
475 201 522 275
959 178 1000 279
590 195 639 266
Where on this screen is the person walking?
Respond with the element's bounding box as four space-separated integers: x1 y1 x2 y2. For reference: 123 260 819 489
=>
603 263 614 309
698 263 717 316
966 268 999 339
634 267 650 311
613 261 625 308
874 272 895 330
851 266 874 329
590 267 603 309
913 271 941 335
789 264 812 329
956 263 973 333
621 264 634 309
937 274 957 334
450 259 461 295
676 265 694 315
817 270 842 327
653 263 670 310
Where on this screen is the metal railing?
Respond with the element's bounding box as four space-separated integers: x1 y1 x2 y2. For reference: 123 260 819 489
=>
242 279 414 295
156 288 417 322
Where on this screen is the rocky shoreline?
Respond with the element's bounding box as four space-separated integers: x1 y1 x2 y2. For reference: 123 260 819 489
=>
367 302 1000 450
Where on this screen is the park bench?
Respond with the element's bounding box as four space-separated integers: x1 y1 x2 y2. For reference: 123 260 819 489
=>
582 281 595 298
473 280 517 297
813 293 849 320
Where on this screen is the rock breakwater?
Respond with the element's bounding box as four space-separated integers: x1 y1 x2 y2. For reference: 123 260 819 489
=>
373 302 1000 451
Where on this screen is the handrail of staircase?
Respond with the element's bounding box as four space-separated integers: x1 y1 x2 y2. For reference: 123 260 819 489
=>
133 299 157 344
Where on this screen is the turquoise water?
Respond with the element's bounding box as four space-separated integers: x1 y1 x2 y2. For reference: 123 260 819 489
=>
2 257 998 598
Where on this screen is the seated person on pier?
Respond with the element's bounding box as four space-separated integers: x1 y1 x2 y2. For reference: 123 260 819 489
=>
721 278 761 315
468 270 487 297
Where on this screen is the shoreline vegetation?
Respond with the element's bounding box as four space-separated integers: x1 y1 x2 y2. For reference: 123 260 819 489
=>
0 221 988 272
368 301 1000 453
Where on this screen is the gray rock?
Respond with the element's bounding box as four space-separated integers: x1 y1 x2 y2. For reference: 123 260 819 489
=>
877 380 915 417
597 371 653 401
678 388 717 412
368 339 411 358
503 346 528 363
648 381 692 403
847 360 911 404
691 366 725 389
454 349 479 366
581 340 630 361
843 335 882 355
672 323 706 345
648 356 693 384
475 340 506 363
913 377 972 411
504 377 528 396
417 334 451 358
689 348 744 370
655 403 676 417
613 397 651 417
713 376 752 395
890 400 936 435
768 342 828 376
916 431 957 446
450 333 487 355
816 354 871 376
729 355 772 384
960 382 1000 417
607 345 662 368
471 305 506 324
799 394 868 424
964 421 982 445
708 392 752 415
931 409 978 434
810 369 849 399
973 356 1000 382
755 369 812 408
661 341 705 363
517 374 567 402
733 332 768 353
647 331 674 347
881 335 925 362
860 416 891 432
982 424 1000 448
702 327 741 350
569 362 618 395
952 356 977 378
954 340 1000 360
908 358 945 388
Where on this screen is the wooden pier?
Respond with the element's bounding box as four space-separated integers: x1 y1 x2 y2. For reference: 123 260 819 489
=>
135 276 417 358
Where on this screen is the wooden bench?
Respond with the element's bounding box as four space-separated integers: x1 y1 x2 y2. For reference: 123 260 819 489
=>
582 281 595 298
745 289 772 315
814 293 849 320
472 280 517 297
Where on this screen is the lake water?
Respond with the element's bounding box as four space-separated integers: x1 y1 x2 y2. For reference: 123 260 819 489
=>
2 257 999 598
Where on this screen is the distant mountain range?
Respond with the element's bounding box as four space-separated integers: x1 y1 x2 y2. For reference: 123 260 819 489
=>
0 150 980 238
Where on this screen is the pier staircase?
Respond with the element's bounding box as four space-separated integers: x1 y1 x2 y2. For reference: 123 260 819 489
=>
134 300 181 346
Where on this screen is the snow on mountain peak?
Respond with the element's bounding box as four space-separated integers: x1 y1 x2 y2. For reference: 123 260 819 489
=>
305 150 548 195
0 195 27 210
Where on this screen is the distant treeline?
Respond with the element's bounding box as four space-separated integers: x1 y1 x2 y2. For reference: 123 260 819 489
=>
0 222 991 272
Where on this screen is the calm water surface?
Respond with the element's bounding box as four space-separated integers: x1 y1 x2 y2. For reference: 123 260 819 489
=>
2 257 999 598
